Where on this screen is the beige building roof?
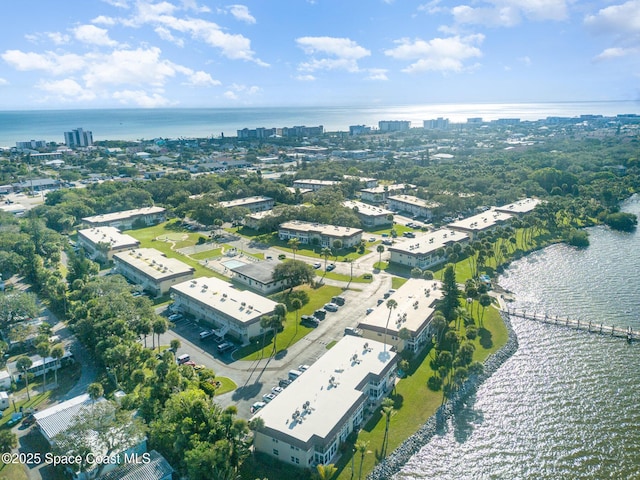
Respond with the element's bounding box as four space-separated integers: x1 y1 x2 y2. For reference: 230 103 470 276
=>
342 200 393 217
114 248 194 280
389 228 469 256
219 196 273 208
447 208 513 233
279 221 362 238
494 197 541 215
388 194 441 209
361 183 413 194
170 276 276 324
82 206 165 224
253 336 397 445
357 278 442 335
77 226 140 250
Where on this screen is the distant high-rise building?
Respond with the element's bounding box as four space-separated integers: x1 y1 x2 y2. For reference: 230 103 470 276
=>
64 128 93 147
349 125 371 136
15 140 47 149
378 120 410 132
423 118 449 130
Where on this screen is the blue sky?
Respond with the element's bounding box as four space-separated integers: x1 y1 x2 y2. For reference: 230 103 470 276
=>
0 0 638 109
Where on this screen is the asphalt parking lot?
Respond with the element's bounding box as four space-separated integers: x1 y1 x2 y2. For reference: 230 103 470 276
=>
158 273 394 418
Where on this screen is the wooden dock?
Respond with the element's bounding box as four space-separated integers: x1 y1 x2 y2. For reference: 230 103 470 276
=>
504 307 640 342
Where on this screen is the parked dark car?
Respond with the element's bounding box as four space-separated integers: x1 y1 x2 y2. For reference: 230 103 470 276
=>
313 309 327 320
301 315 319 327
331 296 346 306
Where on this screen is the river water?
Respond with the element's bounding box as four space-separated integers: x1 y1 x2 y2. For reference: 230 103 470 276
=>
395 195 640 479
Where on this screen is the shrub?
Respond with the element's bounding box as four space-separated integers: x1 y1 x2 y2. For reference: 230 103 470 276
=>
427 375 442 391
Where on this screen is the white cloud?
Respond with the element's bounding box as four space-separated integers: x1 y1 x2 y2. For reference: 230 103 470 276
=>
518 56 532 66
92 15 117 26
127 2 267 65
0 78 8 86
82 47 179 89
296 36 370 72
367 68 389 80
295 74 316 81
1 50 86 75
73 25 119 47
36 79 96 101
185 71 221 86
584 1 640 35
224 82 261 100
48 32 71 45
101 0 130 8
112 89 172 107
155 26 185 46
584 1 640 61
227 5 256 24
451 0 570 28
418 1 444 15
594 47 639 61
384 35 484 73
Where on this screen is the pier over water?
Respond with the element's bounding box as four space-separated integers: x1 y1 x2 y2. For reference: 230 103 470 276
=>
504 307 639 342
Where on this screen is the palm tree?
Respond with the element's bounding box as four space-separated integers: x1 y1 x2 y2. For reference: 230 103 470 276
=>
321 246 332 271
36 341 50 393
316 463 338 480
271 303 287 354
16 356 32 400
479 294 492 326
138 318 152 348
291 298 302 335
376 244 385 269
288 238 300 260
384 299 398 352
170 339 181 359
381 397 395 457
355 440 370 480
50 344 64 388
153 318 167 351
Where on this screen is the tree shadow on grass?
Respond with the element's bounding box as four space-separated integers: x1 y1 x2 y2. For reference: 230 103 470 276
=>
478 327 493 349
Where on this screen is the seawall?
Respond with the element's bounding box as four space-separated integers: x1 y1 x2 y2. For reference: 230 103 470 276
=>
367 311 519 480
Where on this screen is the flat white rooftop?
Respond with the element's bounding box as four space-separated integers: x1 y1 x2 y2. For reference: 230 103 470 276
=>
293 179 339 186
114 248 194 280
447 208 513 232
280 221 363 237
254 336 397 445
343 200 393 217
77 226 140 250
171 276 276 324
388 194 441 209
494 197 541 215
82 206 165 224
361 183 413 194
358 278 442 335
219 196 273 208
389 228 468 256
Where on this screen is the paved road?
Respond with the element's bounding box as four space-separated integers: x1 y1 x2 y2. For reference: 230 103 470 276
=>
160 262 395 418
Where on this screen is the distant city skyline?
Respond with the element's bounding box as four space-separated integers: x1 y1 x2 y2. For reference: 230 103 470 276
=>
0 0 639 110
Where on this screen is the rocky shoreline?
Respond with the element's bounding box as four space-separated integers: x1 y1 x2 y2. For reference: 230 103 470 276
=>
367 311 519 480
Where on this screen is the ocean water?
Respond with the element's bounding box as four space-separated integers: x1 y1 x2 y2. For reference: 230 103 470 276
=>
395 195 640 479
0 100 638 147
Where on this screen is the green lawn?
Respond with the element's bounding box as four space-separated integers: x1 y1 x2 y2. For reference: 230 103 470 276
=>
391 277 408 290
125 222 229 281
234 284 343 361
190 247 223 260
214 376 237 396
